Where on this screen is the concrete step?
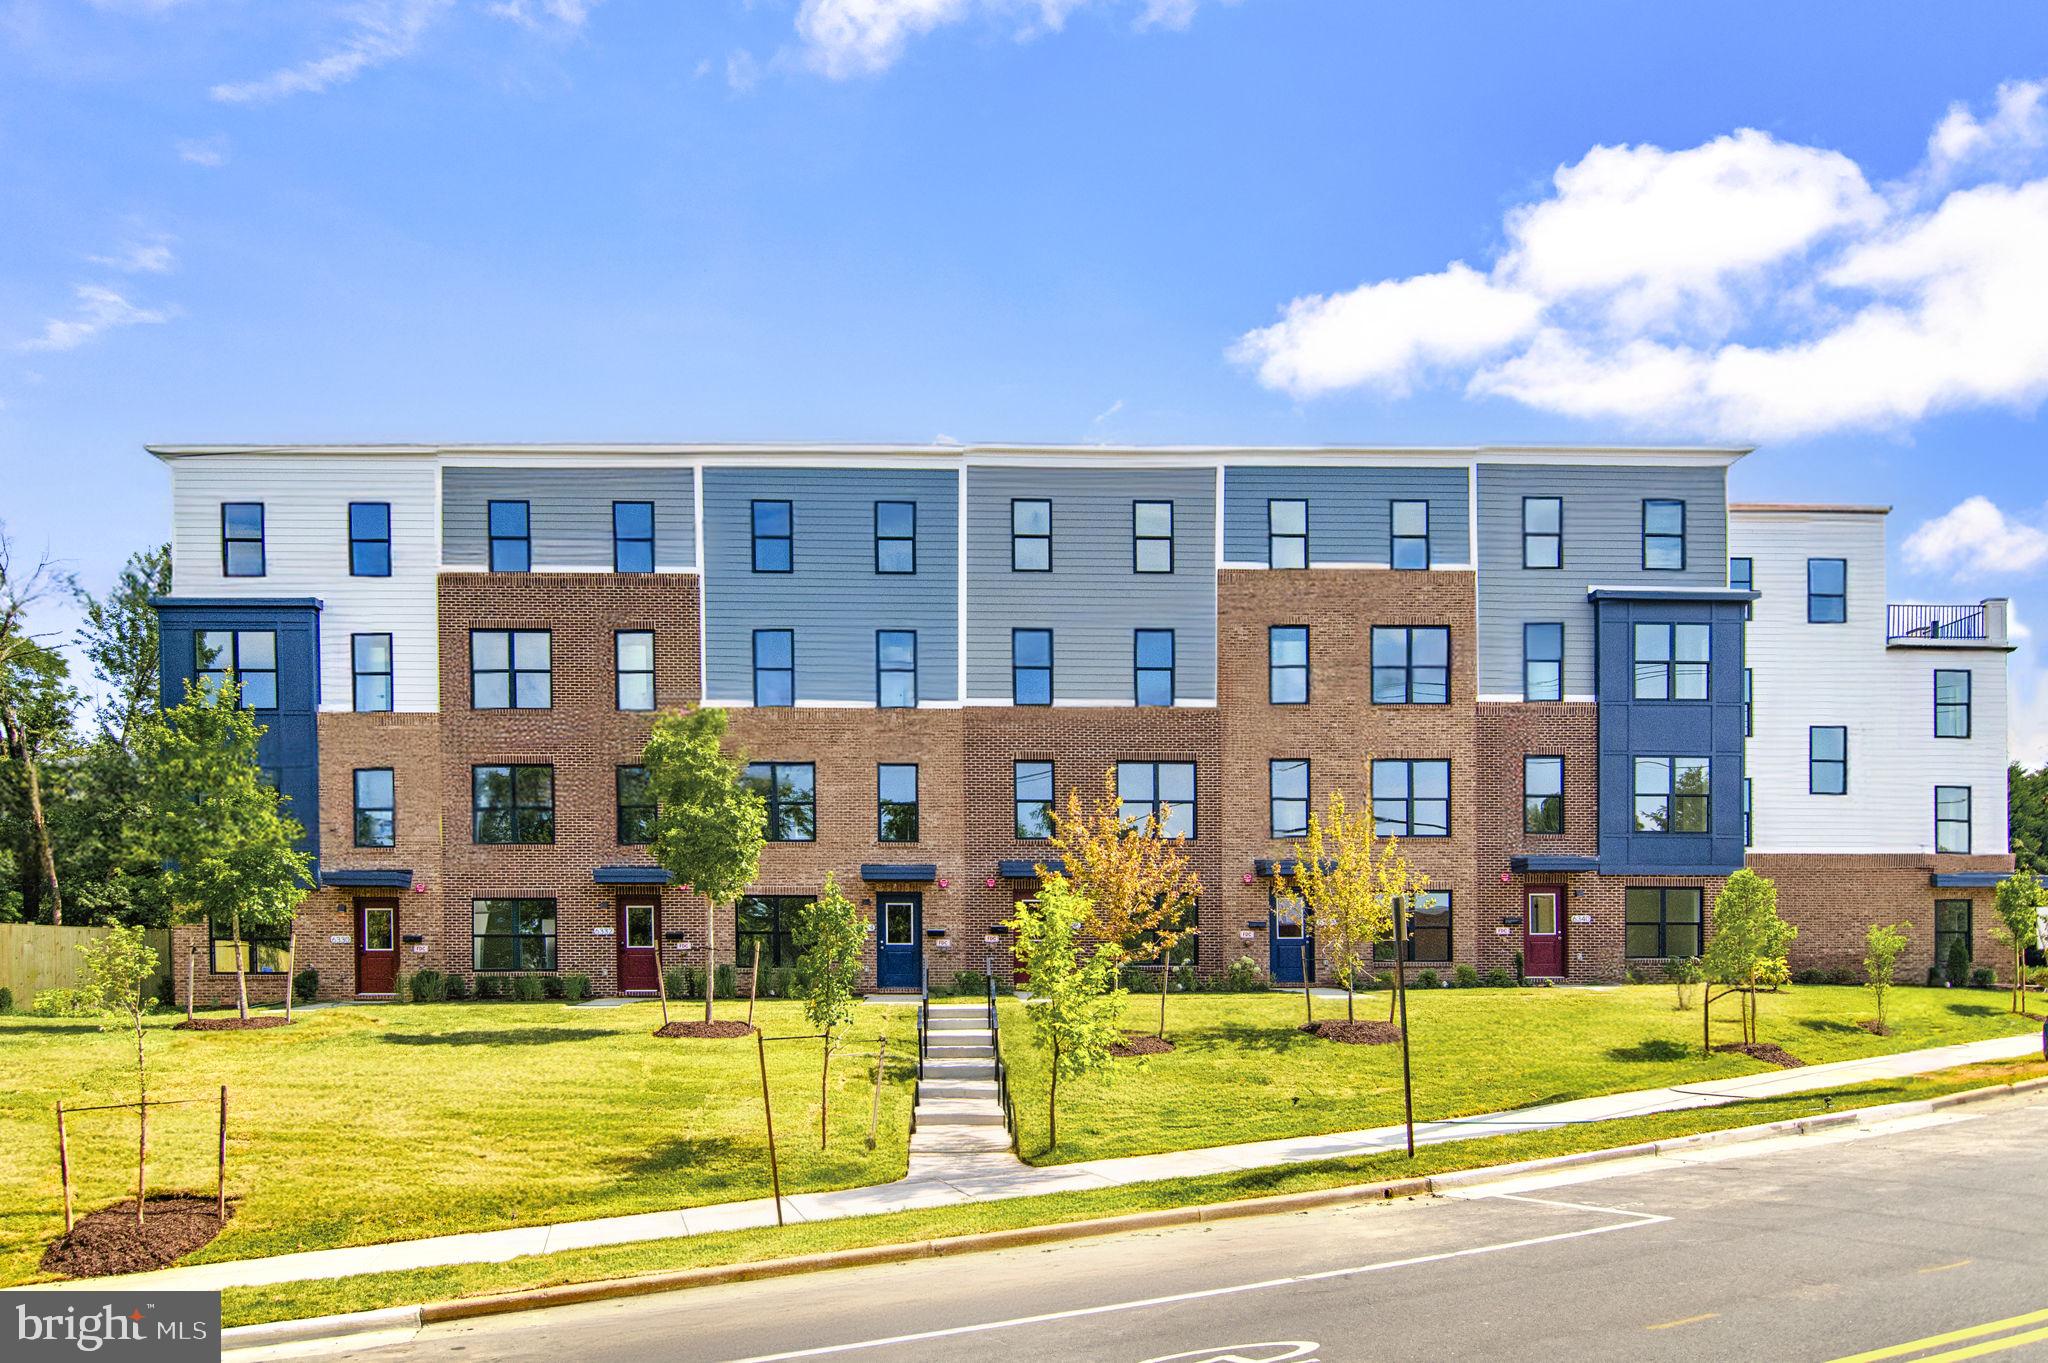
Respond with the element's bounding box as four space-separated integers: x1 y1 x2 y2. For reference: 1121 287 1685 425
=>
924 1027 992 1044
917 1078 997 1102
927 1014 988 1031
922 1058 995 1080
926 1002 985 1014
914 1099 1006 1127
925 1042 994 1060
911 1124 1015 1154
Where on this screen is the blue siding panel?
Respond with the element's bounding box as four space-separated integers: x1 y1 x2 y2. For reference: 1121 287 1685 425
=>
443 467 697 570
1221 465 1469 566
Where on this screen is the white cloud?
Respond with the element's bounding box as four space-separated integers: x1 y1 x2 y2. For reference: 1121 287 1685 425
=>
793 0 1212 78
1235 77 2048 441
175 135 229 167
1903 495 2048 579
17 285 170 353
1927 77 2047 183
211 0 455 103
88 237 176 274
486 0 602 32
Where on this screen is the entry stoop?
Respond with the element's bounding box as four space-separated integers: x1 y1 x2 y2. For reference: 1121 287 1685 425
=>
911 1003 1017 1163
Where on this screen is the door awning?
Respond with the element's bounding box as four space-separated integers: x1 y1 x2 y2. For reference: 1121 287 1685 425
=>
860 863 937 883
998 858 1063 878
321 869 414 888
593 866 673 885
1509 855 1601 873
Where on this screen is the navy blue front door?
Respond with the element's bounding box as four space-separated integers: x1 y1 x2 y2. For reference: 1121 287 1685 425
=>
1270 896 1313 984
877 893 923 989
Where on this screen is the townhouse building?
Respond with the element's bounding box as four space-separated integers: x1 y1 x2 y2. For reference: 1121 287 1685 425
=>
149 444 2016 1004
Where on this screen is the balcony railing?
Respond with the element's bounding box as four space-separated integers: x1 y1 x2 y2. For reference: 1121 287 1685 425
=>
1888 604 1987 642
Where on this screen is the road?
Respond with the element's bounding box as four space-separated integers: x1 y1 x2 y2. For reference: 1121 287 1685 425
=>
296 1094 2048 1363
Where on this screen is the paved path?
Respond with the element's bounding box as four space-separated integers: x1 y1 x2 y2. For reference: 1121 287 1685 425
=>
35 1031 2040 1296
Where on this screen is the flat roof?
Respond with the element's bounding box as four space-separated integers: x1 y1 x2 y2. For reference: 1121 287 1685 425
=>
147 441 1754 463
1729 502 1891 515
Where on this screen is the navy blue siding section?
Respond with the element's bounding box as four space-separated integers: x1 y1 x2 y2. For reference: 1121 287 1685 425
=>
1594 595 1748 874
155 599 323 873
1221 466 1470 566
703 467 959 704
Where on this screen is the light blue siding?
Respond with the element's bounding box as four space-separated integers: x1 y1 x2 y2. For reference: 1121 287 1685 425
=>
1221 466 1470 566
443 467 697 570
965 467 1216 702
703 468 959 704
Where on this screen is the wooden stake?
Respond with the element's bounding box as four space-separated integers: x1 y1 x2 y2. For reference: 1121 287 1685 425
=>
866 1036 886 1152
1393 899 1416 1158
654 942 671 1027
1299 937 1312 1024
56 1100 72 1234
756 1029 783 1226
185 948 195 1024
746 940 762 1030
216 1085 227 1222
283 927 296 1024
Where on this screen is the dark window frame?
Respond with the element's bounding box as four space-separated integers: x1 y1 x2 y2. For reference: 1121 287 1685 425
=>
1523 755 1564 835
736 895 808 970
471 763 556 845
743 761 816 842
1133 500 1175 574
1268 498 1308 569
1390 498 1429 570
1743 776 1753 847
1523 622 1563 702
1729 555 1753 620
1522 496 1562 570
1116 760 1197 839
1134 628 1176 707
876 629 918 709
1011 498 1052 572
878 762 919 843
613 500 655 574
1269 625 1309 705
195 629 278 711
874 500 916 575
1935 898 1973 966
1633 755 1711 834
348 502 391 577
753 629 795 708
1810 725 1848 796
1807 557 1847 623
351 632 393 713
1935 785 1971 854
473 898 557 972
1375 890 1453 963
1631 622 1710 702
353 767 395 848
1270 758 1309 839
1014 760 1054 841
221 502 266 577
1643 498 1686 571
1012 628 1053 706
1625 886 1703 959
1373 758 1451 838
751 499 794 573
1371 625 1451 705
468 629 552 711
616 764 656 845
209 909 292 975
487 500 530 573
1935 669 1972 738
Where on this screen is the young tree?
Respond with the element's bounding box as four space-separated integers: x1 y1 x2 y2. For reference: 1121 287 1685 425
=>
1991 872 2045 1014
1007 873 1127 1152
1702 869 1798 1048
0 524 79 923
131 679 312 1021
642 705 767 1023
1281 787 1429 1023
795 873 864 1149
1862 922 1910 1034
1048 769 1200 1039
73 925 161 1226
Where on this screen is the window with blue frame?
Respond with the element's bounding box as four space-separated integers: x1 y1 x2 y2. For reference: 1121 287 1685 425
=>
1270 759 1309 838
1744 777 1753 846
1632 623 1709 700
1117 761 1195 837
875 501 916 574
222 503 266 577
743 762 816 841
352 633 393 712
615 631 655 711
1729 556 1752 619
1390 499 1429 569
1373 759 1449 837
1808 558 1846 623
1523 756 1563 834
1374 890 1452 962
613 501 655 573
196 629 277 709
487 500 530 572
1936 785 1971 853
1371 626 1449 704
1523 497 1562 569
1935 669 1971 737
1269 626 1308 704
1134 501 1174 573
1012 499 1052 571
1744 667 1753 736
1643 499 1686 570
1135 629 1175 706
752 500 793 572
753 629 794 707
1012 629 1052 705
878 764 919 842
1523 622 1563 701
1810 726 1847 795
877 630 917 708
1268 499 1307 569
348 502 391 577
470 630 551 709
353 768 395 848
1014 760 1054 839
1633 756 1710 833
616 765 657 845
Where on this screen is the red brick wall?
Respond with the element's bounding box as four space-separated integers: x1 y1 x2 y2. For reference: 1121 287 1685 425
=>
1746 851 2018 981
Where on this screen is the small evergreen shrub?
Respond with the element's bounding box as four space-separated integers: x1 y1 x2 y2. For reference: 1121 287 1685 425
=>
1481 967 1514 988
1222 955 1268 992
405 970 446 1003
0 986 13 1013
1415 968 1441 989
1944 937 1971 987
291 968 320 1005
561 974 591 1001
541 974 566 1000
951 970 989 996
512 974 547 1002
1512 950 1524 984
1969 965 1996 989
663 966 706 1000
444 974 470 1001
714 964 737 1000
1452 964 1481 988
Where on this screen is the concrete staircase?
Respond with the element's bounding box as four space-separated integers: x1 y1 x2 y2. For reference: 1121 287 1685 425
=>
911 1002 1014 1157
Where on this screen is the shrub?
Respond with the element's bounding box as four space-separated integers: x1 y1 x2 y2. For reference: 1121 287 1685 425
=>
714 964 737 1001
561 974 591 1002
292 968 319 1005
1221 955 1268 993
1481 967 1514 988
664 966 706 1000
541 974 566 1000
1172 962 1196 994
1512 950 1524 984
766 965 797 999
444 974 469 1001
1944 937 1971 988
1415 968 1441 989
952 969 989 997
1451 963 1480 988
1970 965 1996 989
33 987 90 1017
405 970 446 1003
512 974 547 1002
1926 965 1942 987
0 986 12 1014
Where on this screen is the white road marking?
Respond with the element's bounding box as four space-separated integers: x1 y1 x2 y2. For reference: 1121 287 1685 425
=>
719 1204 1673 1363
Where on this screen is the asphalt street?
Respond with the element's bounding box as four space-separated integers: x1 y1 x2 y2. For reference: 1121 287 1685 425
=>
299 1094 2048 1363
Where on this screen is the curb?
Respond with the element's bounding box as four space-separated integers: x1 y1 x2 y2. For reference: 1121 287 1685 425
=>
222 1073 2047 1353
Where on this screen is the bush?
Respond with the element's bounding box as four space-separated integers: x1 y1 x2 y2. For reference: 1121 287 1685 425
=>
512 974 547 1002
405 970 446 1003
33 987 90 1017
473 975 505 1000
1221 955 1268 993
561 974 591 1002
1415 969 1441 989
1926 965 1943 987
1451 963 1480 988
1512 950 1524 984
291 968 319 1005
714 964 737 1000
1481 967 1514 988
663 966 706 1000
1944 937 1971 988
0 986 12 1014
540 974 566 1000
444 974 470 1002
1172 962 1196 994
1970 965 1996 989
951 969 989 997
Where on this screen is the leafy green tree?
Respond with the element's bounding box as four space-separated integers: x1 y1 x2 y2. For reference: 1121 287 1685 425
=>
1862 922 1910 1034
795 873 865 1148
1282 786 1427 1024
0 523 80 923
1702 868 1798 1048
78 545 170 745
0 635 78 923
1992 872 2045 1014
1007 872 1127 1152
642 705 767 1023
74 925 161 1225
2009 762 2048 878
131 679 312 1020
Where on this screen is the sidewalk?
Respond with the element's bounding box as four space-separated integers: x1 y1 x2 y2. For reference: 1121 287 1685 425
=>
27 1031 2040 1295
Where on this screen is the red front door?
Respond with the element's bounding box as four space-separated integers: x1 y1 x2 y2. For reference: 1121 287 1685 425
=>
1524 886 1565 977
618 896 659 994
356 900 398 995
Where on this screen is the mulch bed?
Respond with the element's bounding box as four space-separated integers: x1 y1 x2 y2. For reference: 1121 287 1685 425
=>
173 1016 291 1031
654 1020 756 1039
40 1196 232 1279
1301 1020 1404 1046
1858 1020 1892 1037
1110 1032 1175 1057
1713 1041 1806 1068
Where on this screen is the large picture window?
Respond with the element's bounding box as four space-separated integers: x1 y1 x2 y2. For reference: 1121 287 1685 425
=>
1014 761 1054 840
1625 887 1702 959
471 630 551 710
743 762 815 841
1633 756 1709 833
196 629 277 710
1632 622 1709 701
472 764 555 844
737 896 808 969
1117 761 1195 838
1373 759 1449 837
473 899 556 972
210 910 291 974
1376 891 1451 962
1371 626 1449 704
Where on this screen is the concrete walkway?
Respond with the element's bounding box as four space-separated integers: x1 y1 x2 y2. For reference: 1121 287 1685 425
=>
35 1031 2040 1296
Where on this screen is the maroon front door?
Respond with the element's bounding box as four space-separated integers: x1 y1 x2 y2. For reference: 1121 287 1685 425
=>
356 900 398 995
618 896 659 994
1524 886 1565 977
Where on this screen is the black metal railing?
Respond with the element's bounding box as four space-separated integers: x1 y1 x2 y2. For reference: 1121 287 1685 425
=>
917 962 929 1080
1889 603 1987 641
987 973 1015 1145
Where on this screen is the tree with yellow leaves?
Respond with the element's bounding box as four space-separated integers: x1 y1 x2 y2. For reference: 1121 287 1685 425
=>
1282 785 1430 1024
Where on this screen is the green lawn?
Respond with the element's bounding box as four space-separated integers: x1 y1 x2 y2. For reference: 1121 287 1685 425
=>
998 984 2040 1163
0 1000 917 1288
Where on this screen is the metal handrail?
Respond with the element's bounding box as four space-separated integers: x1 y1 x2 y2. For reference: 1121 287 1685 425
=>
917 962 928 1080
986 972 1015 1142
1888 603 1987 641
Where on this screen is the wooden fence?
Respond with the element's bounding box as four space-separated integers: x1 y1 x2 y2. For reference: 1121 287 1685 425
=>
0 924 174 1002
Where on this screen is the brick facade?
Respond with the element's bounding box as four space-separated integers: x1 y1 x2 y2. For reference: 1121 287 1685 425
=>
1747 851 2016 981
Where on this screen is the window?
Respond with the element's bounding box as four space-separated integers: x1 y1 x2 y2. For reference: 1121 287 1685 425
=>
196 629 277 709
1743 777 1753 847
877 631 917 708
1012 499 1051 572
1625 887 1702 959
1390 499 1429 570
1810 726 1847 795
875 501 915 574
1643 499 1685 570
487 500 530 573
1117 761 1195 838
1371 626 1449 704
1268 499 1307 569
1373 759 1449 837
1270 759 1309 838
470 630 551 710
210 910 291 974
736 896 808 969
1012 629 1052 705
1935 899 1972 966
1523 497 1562 569
878 763 919 842
614 631 655 711
1014 761 1054 839
1744 668 1753 737
753 629 794 707
472 765 555 844
1269 626 1308 704
1632 623 1710 701
1634 756 1710 833
1729 556 1752 619
1523 756 1563 834
1807 558 1846 623
221 502 265 577
1135 629 1175 706
1935 670 1971 738
752 500 793 572
349 502 391 577
353 768 395 848
743 762 815 841
1523 623 1563 702
613 501 655 573
1134 501 1174 573
351 633 392 712
615 765 657 844
1936 786 1971 853
1377 891 1452 962
473 899 556 972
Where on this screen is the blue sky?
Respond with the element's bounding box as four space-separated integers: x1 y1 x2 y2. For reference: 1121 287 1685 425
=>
3 0 2046 756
